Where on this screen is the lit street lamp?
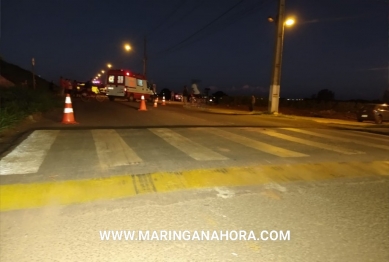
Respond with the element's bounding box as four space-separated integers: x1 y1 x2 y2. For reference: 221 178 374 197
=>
107 63 112 68
124 44 131 52
267 0 295 114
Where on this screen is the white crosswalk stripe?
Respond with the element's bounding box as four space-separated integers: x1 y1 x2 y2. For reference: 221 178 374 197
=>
148 128 229 161
92 130 143 170
0 130 59 175
348 131 389 143
244 128 365 155
283 128 389 151
195 128 308 158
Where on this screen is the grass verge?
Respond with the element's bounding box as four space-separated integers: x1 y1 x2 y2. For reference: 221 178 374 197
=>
0 86 63 132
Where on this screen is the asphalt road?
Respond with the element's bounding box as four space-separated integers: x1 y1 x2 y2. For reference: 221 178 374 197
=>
1 98 388 261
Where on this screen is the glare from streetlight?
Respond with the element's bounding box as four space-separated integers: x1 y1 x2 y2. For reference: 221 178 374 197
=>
285 18 295 26
107 63 112 68
98 74 101 77
101 70 105 74
124 44 131 51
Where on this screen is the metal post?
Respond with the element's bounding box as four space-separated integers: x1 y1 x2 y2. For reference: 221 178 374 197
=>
143 36 147 77
268 0 285 114
32 57 36 89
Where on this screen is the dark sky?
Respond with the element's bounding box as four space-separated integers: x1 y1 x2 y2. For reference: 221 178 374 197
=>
1 0 388 99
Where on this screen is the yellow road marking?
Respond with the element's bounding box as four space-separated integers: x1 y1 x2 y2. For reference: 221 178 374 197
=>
92 130 143 170
248 129 364 155
1 161 388 212
149 128 228 161
0 130 59 175
284 128 389 151
197 128 308 158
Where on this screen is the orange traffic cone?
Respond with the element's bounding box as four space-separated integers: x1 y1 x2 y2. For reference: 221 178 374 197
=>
138 95 147 111
162 96 166 106
154 98 158 108
62 94 78 124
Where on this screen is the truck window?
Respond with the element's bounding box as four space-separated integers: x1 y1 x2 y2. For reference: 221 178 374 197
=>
137 79 143 87
118 76 124 84
108 75 115 83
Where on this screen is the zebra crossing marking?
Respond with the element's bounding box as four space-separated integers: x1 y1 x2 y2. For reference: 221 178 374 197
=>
349 131 389 143
196 128 308 158
246 128 365 155
283 128 389 151
149 128 229 161
0 130 59 175
91 129 143 169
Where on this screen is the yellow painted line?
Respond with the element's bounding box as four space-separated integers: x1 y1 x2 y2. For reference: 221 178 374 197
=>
283 128 389 151
197 128 308 158
248 128 364 155
1 161 388 212
91 130 143 170
132 174 156 194
149 128 228 161
0 130 59 175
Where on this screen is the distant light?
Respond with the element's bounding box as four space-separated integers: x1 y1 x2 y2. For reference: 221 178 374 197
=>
126 72 130 75
107 63 112 68
268 16 274 22
101 70 105 73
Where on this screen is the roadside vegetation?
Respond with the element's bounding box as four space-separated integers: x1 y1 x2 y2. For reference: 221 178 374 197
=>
0 86 62 132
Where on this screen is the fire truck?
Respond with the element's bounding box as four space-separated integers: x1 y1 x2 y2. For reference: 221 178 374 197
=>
105 69 155 102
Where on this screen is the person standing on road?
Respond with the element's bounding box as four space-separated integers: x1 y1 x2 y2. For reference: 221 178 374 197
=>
183 85 188 105
72 80 78 97
250 95 256 112
59 76 65 97
67 79 73 95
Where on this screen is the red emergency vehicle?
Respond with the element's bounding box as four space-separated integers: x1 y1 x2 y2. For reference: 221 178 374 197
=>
105 69 155 101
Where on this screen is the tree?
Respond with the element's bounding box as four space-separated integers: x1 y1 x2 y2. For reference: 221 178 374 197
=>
159 88 171 98
212 91 228 104
212 91 228 97
316 89 335 101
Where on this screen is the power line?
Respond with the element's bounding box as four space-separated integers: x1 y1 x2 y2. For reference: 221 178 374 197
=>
151 0 271 59
151 0 246 58
162 0 206 32
146 0 187 38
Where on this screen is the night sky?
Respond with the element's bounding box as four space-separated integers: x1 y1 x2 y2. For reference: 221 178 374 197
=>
1 0 388 100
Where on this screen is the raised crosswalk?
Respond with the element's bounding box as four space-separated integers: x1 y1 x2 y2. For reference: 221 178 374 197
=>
0 128 388 176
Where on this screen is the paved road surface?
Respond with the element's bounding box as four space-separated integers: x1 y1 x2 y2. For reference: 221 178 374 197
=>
0 98 388 261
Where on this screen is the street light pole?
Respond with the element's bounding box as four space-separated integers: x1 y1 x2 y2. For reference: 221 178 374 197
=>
143 36 147 77
268 0 286 114
32 57 36 89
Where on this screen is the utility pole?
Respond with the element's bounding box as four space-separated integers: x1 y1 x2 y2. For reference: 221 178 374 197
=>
143 36 147 77
32 57 36 89
268 0 286 114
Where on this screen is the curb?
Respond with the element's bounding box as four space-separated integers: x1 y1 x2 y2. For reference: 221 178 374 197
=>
183 106 262 115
